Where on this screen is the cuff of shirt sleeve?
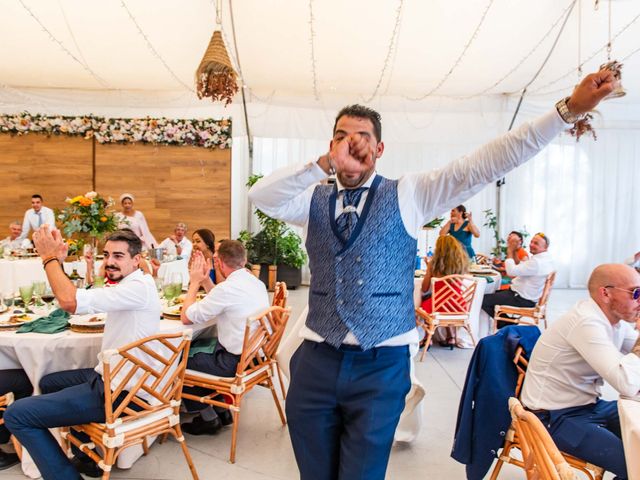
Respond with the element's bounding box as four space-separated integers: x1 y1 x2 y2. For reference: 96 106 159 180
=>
75 288 92 315
618 353 640 396
299 160 330 181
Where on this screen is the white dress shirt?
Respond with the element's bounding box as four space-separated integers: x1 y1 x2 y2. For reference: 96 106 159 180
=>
159 237 193 261
185 268 270 355
249 109 567 347
522 298 640 411
75 269 162 400
1 236 32 250
21 206 56 238
505 251 554 301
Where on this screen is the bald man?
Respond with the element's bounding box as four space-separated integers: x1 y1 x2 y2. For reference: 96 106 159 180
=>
521 264 640 479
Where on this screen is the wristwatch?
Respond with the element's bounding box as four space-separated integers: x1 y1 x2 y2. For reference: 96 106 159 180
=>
555 97 581 124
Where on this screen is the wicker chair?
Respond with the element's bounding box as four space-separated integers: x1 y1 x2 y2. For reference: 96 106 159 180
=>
492 272 556 333
508 397 578 479
61 330 198 480
271 282 289 399
415 274 477 361
182 306 290 463
489 347 604 480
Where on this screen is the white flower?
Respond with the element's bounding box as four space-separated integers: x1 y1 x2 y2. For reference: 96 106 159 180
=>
85 191 98 199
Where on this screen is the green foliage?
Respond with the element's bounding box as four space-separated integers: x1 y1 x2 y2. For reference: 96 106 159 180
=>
423 217 445 229
483 208 530 259
238 174 308 269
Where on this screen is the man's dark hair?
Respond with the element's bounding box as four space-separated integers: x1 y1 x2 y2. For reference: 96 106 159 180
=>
509 230 524 243
32 194 43 201
333 105 382 142
105 229 142 257
218 240 246 269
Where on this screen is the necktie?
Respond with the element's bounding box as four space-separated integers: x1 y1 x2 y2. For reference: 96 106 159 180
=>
36 212 42 227
335 187 368 242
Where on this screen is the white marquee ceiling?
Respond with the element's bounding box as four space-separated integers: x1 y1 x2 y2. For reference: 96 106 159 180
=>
1 0 639 115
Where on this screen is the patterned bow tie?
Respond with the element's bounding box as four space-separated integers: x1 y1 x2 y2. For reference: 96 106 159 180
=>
335 187 368 242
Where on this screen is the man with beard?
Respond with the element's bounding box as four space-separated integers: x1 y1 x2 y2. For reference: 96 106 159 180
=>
249 70 615 479
521 263 640 479
4 228 161 479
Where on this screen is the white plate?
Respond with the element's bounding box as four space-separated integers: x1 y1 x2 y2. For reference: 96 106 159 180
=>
162 305 182 316
0 313 35 327
69 313 107 327
0 304 7 314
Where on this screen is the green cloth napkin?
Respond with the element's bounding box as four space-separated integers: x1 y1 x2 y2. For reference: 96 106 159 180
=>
472 274 495 284
17 308 70 334
188 337 217 358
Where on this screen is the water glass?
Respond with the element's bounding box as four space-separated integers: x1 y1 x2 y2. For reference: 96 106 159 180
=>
93 276 106 288
19 285 34 307
2 293 14 310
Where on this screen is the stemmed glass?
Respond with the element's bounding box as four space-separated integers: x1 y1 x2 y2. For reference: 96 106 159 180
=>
41 288 56 313
19 284 34 309
2 292 14 311
170 273 184 298
32 281 46 308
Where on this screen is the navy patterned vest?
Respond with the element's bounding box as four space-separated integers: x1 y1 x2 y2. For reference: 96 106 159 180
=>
305 175 416 350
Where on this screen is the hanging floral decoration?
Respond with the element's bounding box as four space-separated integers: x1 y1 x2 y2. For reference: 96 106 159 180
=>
0 112 232 149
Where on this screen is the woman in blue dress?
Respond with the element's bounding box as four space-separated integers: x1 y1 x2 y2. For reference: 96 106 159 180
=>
439 205 480 260
191 228 225 284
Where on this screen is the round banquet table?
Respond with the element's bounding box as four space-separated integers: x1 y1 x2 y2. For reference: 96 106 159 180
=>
0 315 211 477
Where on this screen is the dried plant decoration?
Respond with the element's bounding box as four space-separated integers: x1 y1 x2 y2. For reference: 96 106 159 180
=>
195 29 238 106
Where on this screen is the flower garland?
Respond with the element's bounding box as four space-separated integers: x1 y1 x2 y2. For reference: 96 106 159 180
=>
0 112 232 149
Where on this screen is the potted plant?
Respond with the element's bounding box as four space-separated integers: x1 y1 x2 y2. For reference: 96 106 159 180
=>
482 209 530 259
238 174 308 289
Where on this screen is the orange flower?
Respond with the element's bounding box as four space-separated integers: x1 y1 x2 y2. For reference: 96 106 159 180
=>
78 197 93 206
100 216 107 222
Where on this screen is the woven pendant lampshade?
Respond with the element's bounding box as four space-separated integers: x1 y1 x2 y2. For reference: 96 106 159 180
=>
195 29 239 106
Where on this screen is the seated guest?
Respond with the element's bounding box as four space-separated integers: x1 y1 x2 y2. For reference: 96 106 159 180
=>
191 228 225 285
493 231 530 290
115 193 157 250
521 263 640 479
420 235 469 347
440 205 480 260
482 232 553 321
158 222 192 262
4 228 161 479
20 194 56 240
180 240 269 435
0 370 33 470
0 221 32 251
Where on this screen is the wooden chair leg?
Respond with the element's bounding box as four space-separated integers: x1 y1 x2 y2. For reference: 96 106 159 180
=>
275 363 287 401
489 440 514 480
267 377 287 425
142 436 150 456
11 435 22 461
229 404 241 464
420 329 434 361
175 425 200 480
463 325 476 347
101 447 115 480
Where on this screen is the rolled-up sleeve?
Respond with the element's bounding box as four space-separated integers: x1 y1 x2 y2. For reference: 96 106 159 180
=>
185 287 228 324
505 257 540 277
569 319 640 397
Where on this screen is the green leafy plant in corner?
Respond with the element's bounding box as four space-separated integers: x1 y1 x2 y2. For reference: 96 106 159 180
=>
237 174 308 269
423 217 445 229
483 208 506 258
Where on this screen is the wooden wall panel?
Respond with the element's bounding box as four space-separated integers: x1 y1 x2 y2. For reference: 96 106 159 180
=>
0 135 231 246
0 135 92 230
95 143 231 244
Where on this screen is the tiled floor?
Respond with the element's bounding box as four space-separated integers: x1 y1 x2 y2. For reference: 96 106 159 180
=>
0 288 614 479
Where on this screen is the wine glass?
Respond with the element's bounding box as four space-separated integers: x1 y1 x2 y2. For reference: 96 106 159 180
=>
19 284 34 309
170 272 183 292
32 281 46 307
163 278 177 305
2 292 14 311
41 288 56 313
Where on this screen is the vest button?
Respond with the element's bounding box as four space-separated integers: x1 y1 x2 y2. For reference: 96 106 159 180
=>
338 299 344 305
336 256 342 262
357 279 363 285
355 256 362 262
338 278 343 284
357 299 363 305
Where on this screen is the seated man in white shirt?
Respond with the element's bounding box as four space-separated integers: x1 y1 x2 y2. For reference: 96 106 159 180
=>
482 232 554 324
20 194 56 239
520 264 640 479
4 228 161 479
158 222 192 261
0 221 32 251
625 251 640 272
180 240 269 435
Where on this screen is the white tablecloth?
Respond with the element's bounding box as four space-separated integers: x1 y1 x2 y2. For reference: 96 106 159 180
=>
157 260 189 287
0 259 48 295
619 397 640 480
0 317 206 477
